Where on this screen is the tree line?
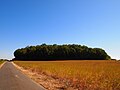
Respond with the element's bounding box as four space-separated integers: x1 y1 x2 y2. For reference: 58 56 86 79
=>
13 44 111 61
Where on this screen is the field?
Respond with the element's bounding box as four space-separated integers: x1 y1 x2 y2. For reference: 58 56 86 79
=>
14 60 120 90
0 61 4 65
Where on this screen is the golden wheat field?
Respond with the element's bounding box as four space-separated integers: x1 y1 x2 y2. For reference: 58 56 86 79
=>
14 60 120 90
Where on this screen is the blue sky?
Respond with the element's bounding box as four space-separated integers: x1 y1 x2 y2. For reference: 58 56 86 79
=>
0 0 120 59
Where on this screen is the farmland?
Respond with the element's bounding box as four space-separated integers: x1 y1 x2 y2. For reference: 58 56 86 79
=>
14 60 120 90
0 61 4 65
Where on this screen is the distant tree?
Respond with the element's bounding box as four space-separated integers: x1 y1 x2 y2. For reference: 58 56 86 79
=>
13 44 111 61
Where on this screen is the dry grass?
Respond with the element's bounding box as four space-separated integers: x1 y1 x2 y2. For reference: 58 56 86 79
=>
0 61 4 65
14 60 120 90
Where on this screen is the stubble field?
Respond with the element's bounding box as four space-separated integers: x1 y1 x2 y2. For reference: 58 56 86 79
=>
14 60 120 90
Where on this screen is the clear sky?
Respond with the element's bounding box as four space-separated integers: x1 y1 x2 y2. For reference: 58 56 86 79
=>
0 0 120 59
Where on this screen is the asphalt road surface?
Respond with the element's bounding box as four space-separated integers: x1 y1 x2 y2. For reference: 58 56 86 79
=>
0 62 46 90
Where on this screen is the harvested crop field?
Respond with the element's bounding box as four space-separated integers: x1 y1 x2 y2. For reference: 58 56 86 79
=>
14 60 120 90
0 61 4 65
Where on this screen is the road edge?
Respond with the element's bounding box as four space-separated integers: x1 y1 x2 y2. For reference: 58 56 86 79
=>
11 62 46 90
0 61 6 69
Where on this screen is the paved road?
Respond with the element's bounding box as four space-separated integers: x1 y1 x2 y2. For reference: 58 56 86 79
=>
0 62 45 90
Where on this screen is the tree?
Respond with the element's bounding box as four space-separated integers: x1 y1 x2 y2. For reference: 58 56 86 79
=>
13 44 111 60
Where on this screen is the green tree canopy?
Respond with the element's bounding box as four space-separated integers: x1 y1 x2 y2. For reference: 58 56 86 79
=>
14 44 111 61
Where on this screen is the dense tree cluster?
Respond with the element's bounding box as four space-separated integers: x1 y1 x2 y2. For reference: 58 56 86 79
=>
14 44 111 60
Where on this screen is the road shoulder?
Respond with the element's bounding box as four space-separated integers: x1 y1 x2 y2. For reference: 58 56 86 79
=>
12 62 46 90
0 61 6 69
12 62 66 90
